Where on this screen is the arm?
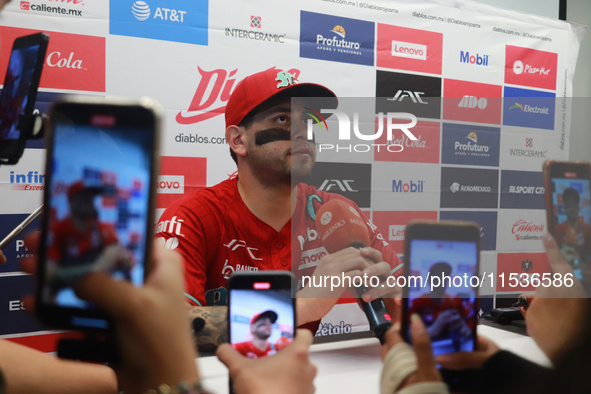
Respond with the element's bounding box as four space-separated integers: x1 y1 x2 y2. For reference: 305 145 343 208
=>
187 304 228 355
0 339 117 394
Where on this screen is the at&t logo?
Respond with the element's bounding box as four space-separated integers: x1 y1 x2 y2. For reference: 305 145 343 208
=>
132 1 186 22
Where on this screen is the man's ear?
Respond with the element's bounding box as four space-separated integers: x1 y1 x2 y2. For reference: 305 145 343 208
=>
226 125 247 159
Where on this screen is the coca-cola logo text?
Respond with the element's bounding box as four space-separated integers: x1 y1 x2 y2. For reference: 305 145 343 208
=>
46 51 84 69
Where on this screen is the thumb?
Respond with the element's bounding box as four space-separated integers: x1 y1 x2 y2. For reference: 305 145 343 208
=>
216 343 245 370
410 314 437 376
292 328 313 348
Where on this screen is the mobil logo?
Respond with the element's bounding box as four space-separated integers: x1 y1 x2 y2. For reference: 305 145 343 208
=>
157 175 184 194
392 179 424 193
459 51 489 66
0 26 105 92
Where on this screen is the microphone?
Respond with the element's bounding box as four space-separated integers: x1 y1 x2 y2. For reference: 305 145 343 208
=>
315 199 392 344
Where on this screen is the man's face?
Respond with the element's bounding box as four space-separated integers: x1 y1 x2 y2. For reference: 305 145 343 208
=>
564 197 580 223
251 317 273 340
243 97 316 185
69 192 98 220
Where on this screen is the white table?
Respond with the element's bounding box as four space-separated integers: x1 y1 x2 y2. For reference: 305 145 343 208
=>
197 325 550 393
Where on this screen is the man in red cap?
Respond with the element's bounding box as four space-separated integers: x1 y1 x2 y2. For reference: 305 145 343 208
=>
155 68 403 351
233 310 281 359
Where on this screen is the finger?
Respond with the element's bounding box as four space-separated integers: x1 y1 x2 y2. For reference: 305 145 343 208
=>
380 322 403 360
435 352 485 370
19 256 37 275
0 250 6 265
75 272 138 320
22 294 35 314
360 247 383 264
410 314 437 374
23 232 41 253
293 328 314 348
216 343 245 370
145 245 185 294
361 261 390 278
542 233 574 277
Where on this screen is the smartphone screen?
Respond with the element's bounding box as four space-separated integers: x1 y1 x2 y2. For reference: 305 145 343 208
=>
403 221 480 390
228 272 296 359
0 32 48 160
37 97 159 330
544 161 591 281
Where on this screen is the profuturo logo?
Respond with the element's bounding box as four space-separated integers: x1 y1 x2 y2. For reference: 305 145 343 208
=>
317 24 361 51
331 25 346 38
466 132 477 143
132 1 150 21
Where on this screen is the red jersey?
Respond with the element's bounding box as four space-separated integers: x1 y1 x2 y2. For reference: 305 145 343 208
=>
554 219 591 263
154 177 403 307
48 217 118 266
233 341 276 359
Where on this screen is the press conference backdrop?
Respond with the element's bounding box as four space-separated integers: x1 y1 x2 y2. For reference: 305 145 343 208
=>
0 0 585 350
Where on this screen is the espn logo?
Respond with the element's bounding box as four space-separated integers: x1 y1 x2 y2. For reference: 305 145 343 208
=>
389 225 406 241
157 175 184 194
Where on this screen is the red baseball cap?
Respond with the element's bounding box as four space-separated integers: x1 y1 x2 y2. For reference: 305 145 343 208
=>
225 67 337 128
250 310 278 325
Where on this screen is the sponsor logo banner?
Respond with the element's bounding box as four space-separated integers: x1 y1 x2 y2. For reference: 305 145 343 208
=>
371 211 438 254
504 45 557 91
225 15 286 44
304 162 371 208
18 0 86 17
440 167 499 209
156 156 207 209
0 276 44 335
502 87 555 130
0 214 41 273
376 24 442 74
439 211 497 251
110 0 208 46
372 162 440 211
374 119 440 163
0 26 105 92
441 123 500 167
300 11 374 66
500 133 550 172
499 170 545 209
496 252 549 292
375 71 441 120
459 50 490 68
497 210 545 251
443 79 502 125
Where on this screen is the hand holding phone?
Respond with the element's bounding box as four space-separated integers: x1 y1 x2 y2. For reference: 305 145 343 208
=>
402 220 481 391
36 96 161 336
543 160 591 283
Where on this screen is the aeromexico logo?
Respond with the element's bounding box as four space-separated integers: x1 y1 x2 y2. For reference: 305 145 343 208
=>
306 109 418 153
176 67 300 125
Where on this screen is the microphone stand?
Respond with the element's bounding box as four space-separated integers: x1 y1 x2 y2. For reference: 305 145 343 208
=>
0 204 44 249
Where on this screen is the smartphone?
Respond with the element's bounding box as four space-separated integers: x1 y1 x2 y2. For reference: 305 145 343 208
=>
228 271 296 392
402 220 480 390
36 96 161 332
0 32 49 163
543 160 591 282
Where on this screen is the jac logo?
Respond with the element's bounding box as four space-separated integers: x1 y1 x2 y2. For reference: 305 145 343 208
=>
46 51 84 69
177 67 300 125
223 239 262 261
458 96 487 109
318 179 357 192
387 90 427 104
157 175 184 194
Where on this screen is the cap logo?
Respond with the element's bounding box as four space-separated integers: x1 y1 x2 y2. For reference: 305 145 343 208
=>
276 71 299 88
